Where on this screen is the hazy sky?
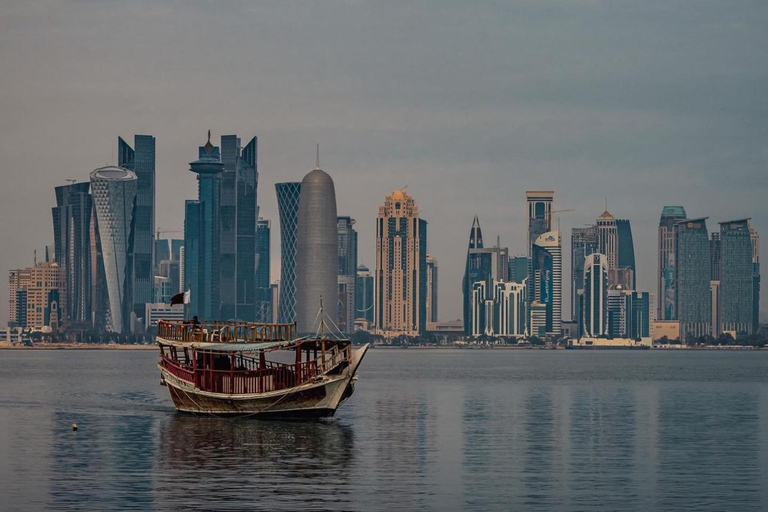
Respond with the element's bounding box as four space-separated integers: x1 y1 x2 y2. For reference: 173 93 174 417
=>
1 0 767 325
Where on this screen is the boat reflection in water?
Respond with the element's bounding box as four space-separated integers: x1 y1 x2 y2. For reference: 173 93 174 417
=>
156 414 356 509
156 318 368 418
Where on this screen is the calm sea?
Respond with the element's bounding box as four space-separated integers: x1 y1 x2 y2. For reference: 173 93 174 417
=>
1 349 768 511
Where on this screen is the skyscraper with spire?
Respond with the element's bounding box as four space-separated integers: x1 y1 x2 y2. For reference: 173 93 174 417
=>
462 216 509 335
184 131 225 320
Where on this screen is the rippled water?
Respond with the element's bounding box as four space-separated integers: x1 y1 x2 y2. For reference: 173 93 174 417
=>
1 349 768 511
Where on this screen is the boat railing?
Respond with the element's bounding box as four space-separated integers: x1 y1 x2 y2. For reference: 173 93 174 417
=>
316 344 352 374
157 320 297 344
159 354 320 394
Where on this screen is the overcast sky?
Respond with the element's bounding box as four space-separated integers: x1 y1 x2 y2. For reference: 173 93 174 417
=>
1 0 766 325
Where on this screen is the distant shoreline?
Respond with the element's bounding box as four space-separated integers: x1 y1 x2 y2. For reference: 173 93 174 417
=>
0 343 157 350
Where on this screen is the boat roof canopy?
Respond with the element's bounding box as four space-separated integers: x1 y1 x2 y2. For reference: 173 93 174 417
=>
158 336 350 353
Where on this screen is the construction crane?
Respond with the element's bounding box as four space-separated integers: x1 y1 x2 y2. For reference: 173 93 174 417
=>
155 228 182 241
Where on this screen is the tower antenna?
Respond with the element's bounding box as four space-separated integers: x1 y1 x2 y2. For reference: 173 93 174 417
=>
315 143 320 170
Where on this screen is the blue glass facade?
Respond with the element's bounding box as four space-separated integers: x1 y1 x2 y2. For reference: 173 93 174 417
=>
718 220 754 335
617 219 636 289
675 218 711 340
275 182 301 323
118 135 156 327
571 226 598 321
52 182 93 325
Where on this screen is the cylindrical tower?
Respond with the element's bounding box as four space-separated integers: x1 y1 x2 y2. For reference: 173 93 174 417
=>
295 159 338 334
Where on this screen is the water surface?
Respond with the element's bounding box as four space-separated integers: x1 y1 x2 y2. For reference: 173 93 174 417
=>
1 349 767 511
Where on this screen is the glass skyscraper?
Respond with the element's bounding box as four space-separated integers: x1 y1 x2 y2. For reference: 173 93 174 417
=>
571 226 598 321
337 216 358 333
530 231 561 336
355 265 374 325
219 135 258 321
658 206 687 320
90 166 138 333
52 181 93 325
118 135 155 328
718 219 754 335
275 182 301 323
616 219 636 289
675 218 711 340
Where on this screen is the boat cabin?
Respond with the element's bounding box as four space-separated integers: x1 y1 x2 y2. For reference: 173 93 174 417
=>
157 320 353 395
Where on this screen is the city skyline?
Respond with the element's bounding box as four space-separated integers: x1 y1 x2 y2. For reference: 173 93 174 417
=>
1 1 767 325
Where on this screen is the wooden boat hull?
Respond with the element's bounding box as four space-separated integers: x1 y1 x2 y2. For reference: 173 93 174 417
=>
160 344 368 418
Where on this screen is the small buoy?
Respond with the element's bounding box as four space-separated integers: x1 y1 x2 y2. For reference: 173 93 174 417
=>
71 423 77 431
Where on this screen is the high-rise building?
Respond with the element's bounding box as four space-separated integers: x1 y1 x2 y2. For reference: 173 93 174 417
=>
90 166 137 333
508 255 529 284
118 135 156 328
275 182 301 323
184 132 225 321
718 219 754 335
470 279 527 337
571 226 598 321
255 219 272 323
597 210 618 273
530 231 562 336
355 265 374 326
526 191 554 255
218 135 258 321
374 190 428 336
462 216 509 334
710 232 721 281
154 239 171 270
18 262 65 330
675 218 711 340
625 291 653 339
658 206 687 320
295 157 338 334
52 181 93 325
750 224 760 333
616 219 636 290
426 254 438 323
337 216 358 333
581 253 608 338
8 269 30 326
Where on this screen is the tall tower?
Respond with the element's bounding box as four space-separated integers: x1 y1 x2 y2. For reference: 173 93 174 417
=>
219 135 258 321
597 210 618 272
275 182 301 323
616 219 636 289
526 191 554 255
90 166 138 333
582 253 608 338
52 181 93 325
530 231 561 336
255 218 272 323
658 206 687 320
426 254 438 324
118 135 155 329
675 218 711 340
375 190 428 336
295 152 338 334
184 131 225 320
337 216 358 333
718 219 754 335
750 224 760 334
355 265 374 325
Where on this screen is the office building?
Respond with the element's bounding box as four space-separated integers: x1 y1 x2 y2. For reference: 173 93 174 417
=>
118 135 156 327
675 218 711 340
255 219 272 323
710 232 721 280
616 219 636 290
275 182 301 323
374 190 428 336
750 224 760 334
718 219 754 335
581 253 608 338
145 303 184 328
355 265 374 326
571 226 598 321
426 254 438 323
526 191 554 255
470 279 527 338
530 231 562 336
295 156 338 334
184 132 225 321
597 210 618 274
337 216 358 332
219 135 258 321
508 255 529 284
90 166 138 333
658 206 687 320
51 181 93 326
625 291 653 339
